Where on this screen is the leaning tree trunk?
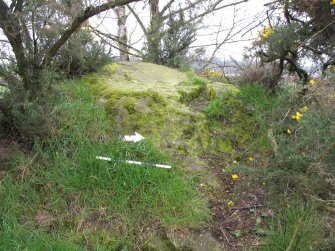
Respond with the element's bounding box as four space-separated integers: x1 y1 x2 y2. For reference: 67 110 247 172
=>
146 0 162 64
115 6 129 61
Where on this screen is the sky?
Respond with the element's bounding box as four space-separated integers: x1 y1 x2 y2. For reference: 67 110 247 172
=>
91 0 270 61
197 0 269 60
0 0 270 64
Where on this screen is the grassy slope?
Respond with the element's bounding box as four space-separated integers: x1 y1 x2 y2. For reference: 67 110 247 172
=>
2 61 330 250
0 82 210 250
1 62 263 250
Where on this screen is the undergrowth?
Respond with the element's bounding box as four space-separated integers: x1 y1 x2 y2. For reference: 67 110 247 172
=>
227 81 335 249
0 81 210 250
205 80 334 249
260 203 323 251
204 83 277 156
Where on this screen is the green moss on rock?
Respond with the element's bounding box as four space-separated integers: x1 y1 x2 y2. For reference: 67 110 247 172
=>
80 62 262 163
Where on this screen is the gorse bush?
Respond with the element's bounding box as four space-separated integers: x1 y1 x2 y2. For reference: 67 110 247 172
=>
266 84 335 200
54 30 113 77
0 70 60 145
233 80 335 203
227 80 334 249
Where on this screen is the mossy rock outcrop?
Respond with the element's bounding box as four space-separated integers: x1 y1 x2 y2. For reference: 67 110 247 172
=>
82 62 240 160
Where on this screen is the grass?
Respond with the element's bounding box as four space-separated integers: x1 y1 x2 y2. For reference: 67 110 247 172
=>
184 71 209 86
0 80 210 250
203 83 278 156
261 204 323 251
239 83 278 113
233 81 335 249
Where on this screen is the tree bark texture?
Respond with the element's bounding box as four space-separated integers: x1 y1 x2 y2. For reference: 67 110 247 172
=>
115 5 129 61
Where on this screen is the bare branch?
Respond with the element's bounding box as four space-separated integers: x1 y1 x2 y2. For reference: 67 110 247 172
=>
159 0 175 16
163 0 248 23
42 0 140 66
126 4 148 35
161 0 204 20
90 25 143 56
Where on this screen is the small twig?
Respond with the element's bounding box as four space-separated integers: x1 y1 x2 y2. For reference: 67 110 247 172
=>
230 204 263 211
324 206 335 213
220 227 230 243
282 108 291 122
310 195 335 213
311 195 335 205
21 153 37 182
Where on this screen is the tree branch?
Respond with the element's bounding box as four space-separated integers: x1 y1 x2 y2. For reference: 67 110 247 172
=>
164 0 248 23
0 0 28 79
159 0 175 16
162 0 204 20
322 59 335 72
127 4 148 36
90 25 143 57
42 0 140 67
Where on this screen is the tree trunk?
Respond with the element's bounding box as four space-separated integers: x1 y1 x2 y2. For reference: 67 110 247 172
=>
146 0 162 64
115 6 129 61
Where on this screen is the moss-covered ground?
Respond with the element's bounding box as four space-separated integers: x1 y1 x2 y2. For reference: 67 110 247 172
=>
82 62 249 164
76 62 275 249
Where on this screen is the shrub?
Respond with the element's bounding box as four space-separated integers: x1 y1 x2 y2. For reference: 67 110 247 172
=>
262 78 335 200
0 70 59 145
238 64 282 91
54 30 113 77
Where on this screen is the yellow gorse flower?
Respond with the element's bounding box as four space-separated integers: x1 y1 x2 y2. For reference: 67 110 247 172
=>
300 106 308 112
331 0 335 6
228 200 234 206
292 111 302 121
232 174 238 180
257 25 272 40
262 25 272 38
287 129 292 134
309 79 315 85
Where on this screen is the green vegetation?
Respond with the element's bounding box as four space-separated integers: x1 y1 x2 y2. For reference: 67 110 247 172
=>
1 61 334 250
1 0 334 249
204 83 278 157
0 82 209 250
261 205 323 251
80 62 243 161
230 79 335 249
203 78 334 249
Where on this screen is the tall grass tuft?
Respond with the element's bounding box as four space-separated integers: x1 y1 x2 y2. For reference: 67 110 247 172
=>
261 204 323 251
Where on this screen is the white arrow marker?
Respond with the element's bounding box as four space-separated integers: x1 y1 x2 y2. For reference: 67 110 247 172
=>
123 132 145 142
